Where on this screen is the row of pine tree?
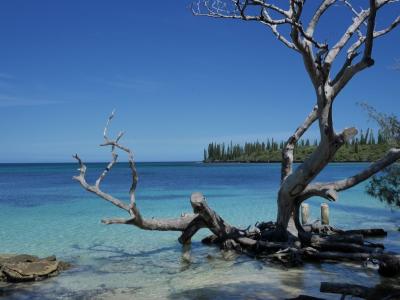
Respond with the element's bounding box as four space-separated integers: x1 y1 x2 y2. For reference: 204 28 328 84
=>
204 128 390 162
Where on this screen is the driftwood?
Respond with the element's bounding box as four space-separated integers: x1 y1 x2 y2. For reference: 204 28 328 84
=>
287 296 325 300
320 282 400 300
73 112 400 277
342 228 387 237
74 0 400 283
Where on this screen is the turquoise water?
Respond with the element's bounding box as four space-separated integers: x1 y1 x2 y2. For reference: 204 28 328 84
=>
0 162 399 299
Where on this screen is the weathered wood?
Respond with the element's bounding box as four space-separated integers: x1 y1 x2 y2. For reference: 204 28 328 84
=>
74 115 245 247
201 234 221 245
321 234 364 245
378 254 400 277
301 203 310 225
281 106 318 182
311 240 382 254
320 282 371 299
178 217 206 244
302 248 400 276
74 2 400 276
190 192 241 240
344 228 387 237
320 282 400 299
73 114 400 279
320 203 329 225
257 241 290 252
286 296 325 300
182 243 191 263
237 237 257 248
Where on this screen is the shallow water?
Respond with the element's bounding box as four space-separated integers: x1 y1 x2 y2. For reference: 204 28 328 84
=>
0 162 399 299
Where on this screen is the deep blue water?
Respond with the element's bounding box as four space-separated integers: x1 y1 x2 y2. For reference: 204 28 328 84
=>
0 162 399 299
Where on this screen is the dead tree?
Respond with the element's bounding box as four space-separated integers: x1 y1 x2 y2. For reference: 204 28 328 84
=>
74 1 400 275
73 111 247 248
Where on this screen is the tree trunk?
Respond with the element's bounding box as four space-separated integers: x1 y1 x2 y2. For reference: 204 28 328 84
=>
75 0 400 272
276 190 296 234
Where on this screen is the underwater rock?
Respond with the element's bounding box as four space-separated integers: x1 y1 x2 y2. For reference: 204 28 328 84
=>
0 254 70 282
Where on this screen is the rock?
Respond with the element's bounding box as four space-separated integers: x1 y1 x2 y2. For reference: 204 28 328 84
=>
2 261 59 281
1 254 39 264
0 254 70 283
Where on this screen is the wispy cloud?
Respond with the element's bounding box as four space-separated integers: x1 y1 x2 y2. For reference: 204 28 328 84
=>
0 95 63 107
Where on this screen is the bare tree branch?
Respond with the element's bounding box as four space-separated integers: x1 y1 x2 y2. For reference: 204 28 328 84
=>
190 0 398 232
341 0 369 28
191 1 299 51
330 8 399 90
260 8 298 51
347 16 400 57
324 8 369 67
363 0 378 61
95 152 118 188
192 0 328 53
73 111 194 229
250 0 289 16
71 2 400 272
324 0 393 68
300 148 400 201
73 112 245 245
306 0 336 37
281 105 318 182
72 153 131 212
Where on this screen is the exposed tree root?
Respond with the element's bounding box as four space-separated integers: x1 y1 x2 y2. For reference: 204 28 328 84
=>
198 214 400 276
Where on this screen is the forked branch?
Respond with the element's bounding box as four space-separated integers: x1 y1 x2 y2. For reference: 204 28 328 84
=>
300 148 400 202
73 112 243 245
281 105 318 182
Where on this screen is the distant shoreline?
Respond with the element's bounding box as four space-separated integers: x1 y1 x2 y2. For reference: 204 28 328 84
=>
0 161 382 165
202 160 376 164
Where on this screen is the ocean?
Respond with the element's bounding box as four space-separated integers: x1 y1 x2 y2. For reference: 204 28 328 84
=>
0 162 399 299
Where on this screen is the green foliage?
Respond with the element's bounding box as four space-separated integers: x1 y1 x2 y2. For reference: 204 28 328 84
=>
203 128 391 163
360 103 400 208
366 165 400 208
360 103 400 145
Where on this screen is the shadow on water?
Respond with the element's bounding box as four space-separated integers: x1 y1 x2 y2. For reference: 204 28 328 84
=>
69 241 221 276
71 242 185 261
167 281 304 300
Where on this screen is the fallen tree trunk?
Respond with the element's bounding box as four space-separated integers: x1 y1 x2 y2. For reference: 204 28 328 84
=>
73 112 400 278
320 282 400 300
342 228 388 237
320 282 371 298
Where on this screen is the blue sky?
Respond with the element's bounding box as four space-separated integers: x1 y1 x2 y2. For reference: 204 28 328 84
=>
0 0 398 162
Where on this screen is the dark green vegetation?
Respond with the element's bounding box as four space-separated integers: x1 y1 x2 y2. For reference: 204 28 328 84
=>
204 128 392 163
362 104 400 208
367 165 400 208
